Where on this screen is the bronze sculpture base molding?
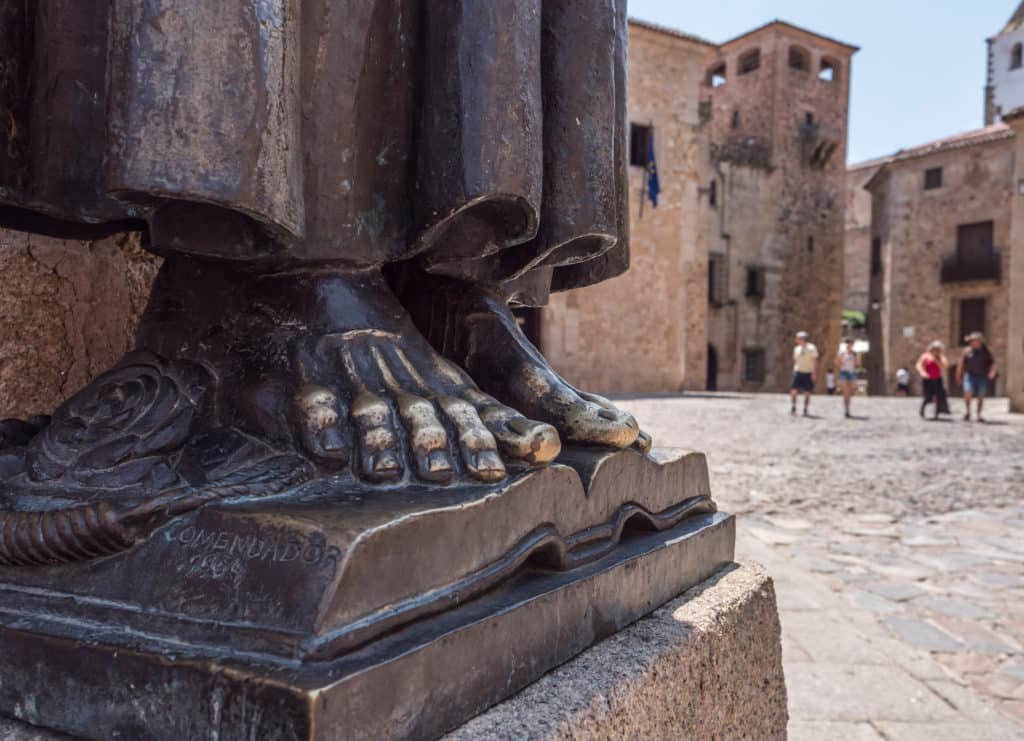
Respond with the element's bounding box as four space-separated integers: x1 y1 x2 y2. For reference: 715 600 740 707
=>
0 449 734 740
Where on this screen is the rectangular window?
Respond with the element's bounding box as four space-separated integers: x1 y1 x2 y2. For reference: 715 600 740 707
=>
745 266 765 299
956 221 995 264
959 298 987 340
871 238 882 276
743 349 766 383
924 167 943 190
629 124 652 168
708 252 726 306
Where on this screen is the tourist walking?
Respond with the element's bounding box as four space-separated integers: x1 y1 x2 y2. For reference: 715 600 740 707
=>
834 337 860 418
915 341 950 420
957 332 998 422
791 331 819 416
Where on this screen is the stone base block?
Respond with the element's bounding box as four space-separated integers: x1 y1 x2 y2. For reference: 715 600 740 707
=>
445 561 787 740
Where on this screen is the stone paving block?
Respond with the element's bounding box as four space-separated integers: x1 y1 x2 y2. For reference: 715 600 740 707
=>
884 617 964 652
926 678 1019 724
788 721 885 740
781 612 891 665
805 558 843 574
907 551 994 572
1001 700 1024 725
915 595 993 620
931 616 1022 655
864 581 927 603
874 722 1022 741
781 635 813 663
845 589 906 615
1001 661 1024 681
941 652 1002 677
746 525 802 546
764 516 814 530
973 572 1024 588
899 534 959 548
864 562 935 582
785 663 959 723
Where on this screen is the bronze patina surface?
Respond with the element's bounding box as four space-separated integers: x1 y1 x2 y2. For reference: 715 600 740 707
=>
0 449 733 740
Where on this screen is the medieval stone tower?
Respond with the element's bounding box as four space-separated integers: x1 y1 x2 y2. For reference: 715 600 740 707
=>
702 22 857 392
986 2 1024 124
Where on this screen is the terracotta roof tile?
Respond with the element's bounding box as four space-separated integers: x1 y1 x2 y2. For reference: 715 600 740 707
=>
628 18 717 49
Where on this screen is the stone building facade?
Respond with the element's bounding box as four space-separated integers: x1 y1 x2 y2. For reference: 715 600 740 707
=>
540 21 715 394
844 159 885 317
999 110 1024 413
701 23 857 392
861 126 1015 396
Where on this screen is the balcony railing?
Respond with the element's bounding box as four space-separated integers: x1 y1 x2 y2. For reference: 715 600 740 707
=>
940 250 1002 283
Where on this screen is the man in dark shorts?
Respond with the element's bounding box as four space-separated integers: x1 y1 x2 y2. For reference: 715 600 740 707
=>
790 331 819 416
957 332 998 422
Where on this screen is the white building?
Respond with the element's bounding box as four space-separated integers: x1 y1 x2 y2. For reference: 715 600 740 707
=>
986 3 1024 124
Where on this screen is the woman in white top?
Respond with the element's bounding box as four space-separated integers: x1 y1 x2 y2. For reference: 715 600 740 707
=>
834 338 860 419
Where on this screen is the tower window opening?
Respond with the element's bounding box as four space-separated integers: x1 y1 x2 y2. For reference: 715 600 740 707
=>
789 46 810 72
1013 43 1023 70
732 110 741 129
707 63 727 87
819 58 838 82
738 49 761 75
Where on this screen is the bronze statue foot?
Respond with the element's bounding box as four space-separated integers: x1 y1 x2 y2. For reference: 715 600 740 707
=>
133 259 560 487
404 282 650 452
287 331 562 484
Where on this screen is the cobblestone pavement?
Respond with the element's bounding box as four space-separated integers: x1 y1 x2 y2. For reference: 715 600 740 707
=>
619 392 1024 739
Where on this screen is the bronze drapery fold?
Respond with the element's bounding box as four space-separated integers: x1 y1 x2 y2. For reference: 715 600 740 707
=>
0 0 628 292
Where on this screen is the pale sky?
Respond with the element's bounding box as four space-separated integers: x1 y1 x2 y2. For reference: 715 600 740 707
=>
628 0 1014 164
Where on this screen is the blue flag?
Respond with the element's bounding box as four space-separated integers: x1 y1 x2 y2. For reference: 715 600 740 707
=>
646 133 660 208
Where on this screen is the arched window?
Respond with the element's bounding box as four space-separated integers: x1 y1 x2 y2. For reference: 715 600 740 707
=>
706 63 727 87
819 57 839 82
1012 43 1023 70
738 49 761 76
788 46 810 72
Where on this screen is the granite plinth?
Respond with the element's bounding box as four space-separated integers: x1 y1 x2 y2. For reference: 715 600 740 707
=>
444 561 787 740
0 448 734 740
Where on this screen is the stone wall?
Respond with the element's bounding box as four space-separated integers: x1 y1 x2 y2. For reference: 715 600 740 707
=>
865 135 1014 396
0 229 159 419
541 23 713 394
844 162 881 316
704 24 854 392
1004 115 1024 412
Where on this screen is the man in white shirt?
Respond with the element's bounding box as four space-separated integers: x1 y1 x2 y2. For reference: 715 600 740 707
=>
790 331 819 416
